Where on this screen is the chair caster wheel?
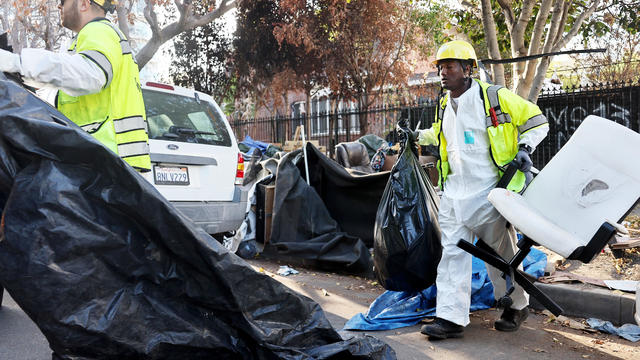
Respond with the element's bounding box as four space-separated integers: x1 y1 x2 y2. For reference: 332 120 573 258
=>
497 295 513 309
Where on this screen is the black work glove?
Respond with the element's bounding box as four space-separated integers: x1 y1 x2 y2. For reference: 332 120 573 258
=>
513 145 533 173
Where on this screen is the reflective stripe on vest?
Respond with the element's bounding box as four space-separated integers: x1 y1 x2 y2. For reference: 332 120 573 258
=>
102 21 137 64
118 141 149 159
80 50 114 87
57 19 150 173
81 119 107 133
518 113 547 133
485 85 512 127
114 115 147 134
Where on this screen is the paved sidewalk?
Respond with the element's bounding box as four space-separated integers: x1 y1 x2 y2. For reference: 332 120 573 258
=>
247 258 640 359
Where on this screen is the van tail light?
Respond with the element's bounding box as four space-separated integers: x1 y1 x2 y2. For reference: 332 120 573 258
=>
235 152 245 185
146 81 174 91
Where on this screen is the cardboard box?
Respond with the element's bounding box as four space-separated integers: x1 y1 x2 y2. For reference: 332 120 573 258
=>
256 184 275 244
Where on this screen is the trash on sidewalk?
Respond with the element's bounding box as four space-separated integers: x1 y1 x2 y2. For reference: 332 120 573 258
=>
373 127 442 292
586 318 640 342
344 248 546 331
237 141 389 274
538 271 607 287
609 236 640 250
277 265 299 276
541 310 596 332
603 280 639 292
0 73 396 359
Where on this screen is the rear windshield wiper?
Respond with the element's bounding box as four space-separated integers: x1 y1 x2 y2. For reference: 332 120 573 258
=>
164 126 216 137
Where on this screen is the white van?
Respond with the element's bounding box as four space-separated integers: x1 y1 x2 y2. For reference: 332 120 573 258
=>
141 82 247 235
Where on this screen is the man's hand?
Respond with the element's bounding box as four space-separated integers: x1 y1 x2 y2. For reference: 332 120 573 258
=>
513 145 533 173
0 48 21 74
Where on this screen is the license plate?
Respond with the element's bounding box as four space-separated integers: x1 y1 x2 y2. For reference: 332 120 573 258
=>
154 166 190 185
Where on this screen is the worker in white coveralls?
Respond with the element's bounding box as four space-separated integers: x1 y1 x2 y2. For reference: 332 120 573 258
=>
0 0 151 173
0 0 150 309
417 40 549 339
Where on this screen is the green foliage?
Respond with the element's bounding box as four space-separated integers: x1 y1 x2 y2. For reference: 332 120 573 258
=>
170 1 235 110
412 1 452 55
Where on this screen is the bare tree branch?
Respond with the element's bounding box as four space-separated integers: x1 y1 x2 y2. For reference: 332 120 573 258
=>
520 0 553 96
554 0 601 51
529 0 602 101
136 0 235 69
496 0 514 29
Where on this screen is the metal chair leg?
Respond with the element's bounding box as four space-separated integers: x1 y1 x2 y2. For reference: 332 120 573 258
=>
457 239 564 316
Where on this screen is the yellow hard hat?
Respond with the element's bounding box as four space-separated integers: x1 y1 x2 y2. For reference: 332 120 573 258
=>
433 40 477 68
91 0 117 13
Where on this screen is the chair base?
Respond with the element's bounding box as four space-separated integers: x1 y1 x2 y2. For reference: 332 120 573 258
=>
457 238 563 316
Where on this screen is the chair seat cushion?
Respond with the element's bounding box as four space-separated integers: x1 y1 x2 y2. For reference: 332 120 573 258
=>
487 188 582 258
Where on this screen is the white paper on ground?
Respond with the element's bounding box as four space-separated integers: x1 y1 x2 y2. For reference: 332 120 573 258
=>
603 280 639 292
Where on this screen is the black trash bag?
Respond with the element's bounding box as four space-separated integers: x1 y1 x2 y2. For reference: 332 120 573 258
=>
268 149 373 273
373 128 442 292
0 73 396 359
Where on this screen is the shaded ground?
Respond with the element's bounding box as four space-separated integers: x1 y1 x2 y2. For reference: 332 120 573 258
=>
550 214 640 283
246 257 640 360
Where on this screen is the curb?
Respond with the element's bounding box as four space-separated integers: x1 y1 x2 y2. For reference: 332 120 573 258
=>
528 282 637 326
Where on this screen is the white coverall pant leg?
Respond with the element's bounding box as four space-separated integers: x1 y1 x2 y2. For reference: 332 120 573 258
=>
435 196 529 326
475 208 529 318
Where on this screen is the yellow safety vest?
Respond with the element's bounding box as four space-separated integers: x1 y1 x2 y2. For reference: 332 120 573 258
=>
56 18 151 172
426 79 548 192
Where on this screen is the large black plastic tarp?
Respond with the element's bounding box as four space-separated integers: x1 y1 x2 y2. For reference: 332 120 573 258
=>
0 74 395 359
373 131 442 292
267 145 389 273
293 144 390 248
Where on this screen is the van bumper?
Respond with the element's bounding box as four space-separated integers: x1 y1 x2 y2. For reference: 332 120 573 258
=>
171 186 248 235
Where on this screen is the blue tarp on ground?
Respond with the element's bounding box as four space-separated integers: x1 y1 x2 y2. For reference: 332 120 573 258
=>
344 248 547 331
587 318 640 342
240 135 271 156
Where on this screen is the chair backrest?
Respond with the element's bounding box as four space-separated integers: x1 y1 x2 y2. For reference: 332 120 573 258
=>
524 115 640 245
335 142 372 173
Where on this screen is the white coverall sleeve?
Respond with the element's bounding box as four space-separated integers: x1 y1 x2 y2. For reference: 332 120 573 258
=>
18 48 106 97
518 123 549 152
417 128 438 146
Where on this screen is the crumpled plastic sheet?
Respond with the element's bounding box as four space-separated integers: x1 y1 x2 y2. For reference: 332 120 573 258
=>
586 318 640 342
0 73 396 359
344 248 547 331
277 265 300 276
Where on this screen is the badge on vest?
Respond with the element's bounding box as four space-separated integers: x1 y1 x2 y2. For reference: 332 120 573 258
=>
464 130 475 144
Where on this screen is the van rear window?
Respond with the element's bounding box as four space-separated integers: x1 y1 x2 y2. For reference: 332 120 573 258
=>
143 90 232 147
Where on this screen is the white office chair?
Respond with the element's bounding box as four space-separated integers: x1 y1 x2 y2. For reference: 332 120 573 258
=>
458 115 640 316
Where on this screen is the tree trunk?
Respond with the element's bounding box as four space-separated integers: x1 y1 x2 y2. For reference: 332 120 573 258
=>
518 0 553 97
480 0 505 85
358 93 368 135
528 56 552 102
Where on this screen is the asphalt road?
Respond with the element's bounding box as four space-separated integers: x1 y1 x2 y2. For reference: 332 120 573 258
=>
1 257 638 359
0 293 50 360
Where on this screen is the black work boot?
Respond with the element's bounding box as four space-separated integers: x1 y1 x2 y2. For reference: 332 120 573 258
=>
494 306 529 332
420 317 464 339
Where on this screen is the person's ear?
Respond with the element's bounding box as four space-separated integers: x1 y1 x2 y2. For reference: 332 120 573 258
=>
79 0 90 11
